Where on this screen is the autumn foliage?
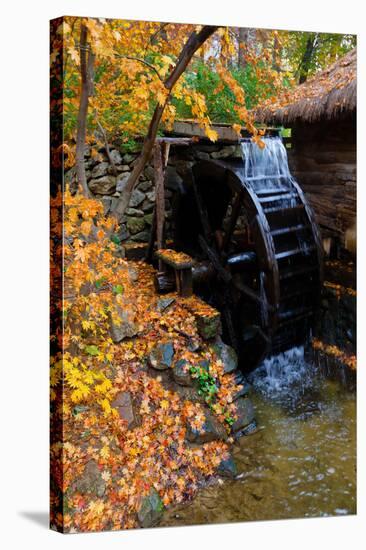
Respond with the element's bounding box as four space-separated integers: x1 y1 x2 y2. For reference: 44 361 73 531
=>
50 192 244 531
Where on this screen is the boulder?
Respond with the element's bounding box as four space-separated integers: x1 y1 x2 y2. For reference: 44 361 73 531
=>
212 340 238 374
109 306 138 342
195 151 210 161
231 397 255 434
185 410 227 444
130 230 150 242
109 149 122 165
146 190 156 203
122 153 135 164
127 217 145 235
172 359 193 386
137 180 153 192
141 200 154 213
126 208 144 217
88 176 116 195
217 455 238 478
143 213 154 226
148 342 175 370
235 419 257 438
137 488 164 528
91 161 109 179
117 224 129 242
157 297 175 312
129 188 145 208
117 164 130 172
101 197 112 215
112 391 140 429
144 165 155 181
74 460 106 497
116 173 130 193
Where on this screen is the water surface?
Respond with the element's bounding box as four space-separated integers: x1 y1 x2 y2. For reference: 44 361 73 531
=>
161 348 356 526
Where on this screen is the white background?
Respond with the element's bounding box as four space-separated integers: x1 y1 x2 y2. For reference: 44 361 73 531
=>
0 0 364 548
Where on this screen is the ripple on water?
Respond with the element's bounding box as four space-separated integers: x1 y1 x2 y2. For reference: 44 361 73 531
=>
161 348 356 527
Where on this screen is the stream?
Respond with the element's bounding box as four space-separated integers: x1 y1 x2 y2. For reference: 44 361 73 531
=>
161 347 356 526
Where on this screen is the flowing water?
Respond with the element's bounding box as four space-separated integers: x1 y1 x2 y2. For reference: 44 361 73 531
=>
161 348 356 527
240 136 292 192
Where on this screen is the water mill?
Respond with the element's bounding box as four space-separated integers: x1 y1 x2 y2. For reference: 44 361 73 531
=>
51 21 357 533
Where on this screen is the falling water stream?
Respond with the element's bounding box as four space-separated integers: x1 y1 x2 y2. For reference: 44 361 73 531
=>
161 349 356 526
161 137 356 526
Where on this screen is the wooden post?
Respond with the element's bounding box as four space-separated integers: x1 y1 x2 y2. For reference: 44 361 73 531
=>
154 143 166 271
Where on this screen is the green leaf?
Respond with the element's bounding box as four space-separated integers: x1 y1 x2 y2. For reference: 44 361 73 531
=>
110 234 121 245
85 345 100 356
95 277 106 289
113 284 124 295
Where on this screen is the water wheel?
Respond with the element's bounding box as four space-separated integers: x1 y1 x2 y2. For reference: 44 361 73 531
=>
173 155 323 372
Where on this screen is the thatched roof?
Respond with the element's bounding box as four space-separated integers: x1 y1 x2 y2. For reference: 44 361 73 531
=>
256 48 356 125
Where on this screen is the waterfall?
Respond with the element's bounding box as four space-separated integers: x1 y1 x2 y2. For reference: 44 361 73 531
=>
240 136 292 192
248 347 318 403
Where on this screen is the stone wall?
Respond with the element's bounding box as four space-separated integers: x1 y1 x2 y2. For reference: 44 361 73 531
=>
65 140 243 245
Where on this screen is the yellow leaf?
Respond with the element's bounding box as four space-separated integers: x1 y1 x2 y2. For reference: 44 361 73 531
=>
205 127 218 142
100 445 110 459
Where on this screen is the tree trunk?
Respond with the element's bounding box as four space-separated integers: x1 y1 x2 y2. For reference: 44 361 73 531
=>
299 34 318 84
75 25 94 197
238 27 249 68
114 25 219 220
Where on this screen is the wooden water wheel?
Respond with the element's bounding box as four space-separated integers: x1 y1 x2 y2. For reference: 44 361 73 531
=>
173 157 324 371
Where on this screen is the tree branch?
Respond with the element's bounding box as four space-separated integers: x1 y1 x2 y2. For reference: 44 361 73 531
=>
114 25 219 220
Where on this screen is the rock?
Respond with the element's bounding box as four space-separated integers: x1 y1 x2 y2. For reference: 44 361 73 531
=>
141 199 154 212
232 380 250 400
146 190 156 202
174 160 194 179
130 230 150 242
218 455 238 478
129 188 145 208
148 342 175 370
116 173 130 193
101 197 112 215
112 391 140 429
231 397 255 434
144 165 155 181
137 180 153 192
196 314 221 340
74 460 106 497
109 306 138 342
144 213 154 226
234 419 257 438
186 411 227 444
117 164 130 172
128 265 139 282
195 151 210 161
88 176 116 195
211 145 237 159
137 488 164 528
212 340 238 374
126 208 144 217
127 217 145 235
122 153 135 164
172 359 193 386
91 161 110 178
157 297 175 312
109 149 122 165
174 385 206 404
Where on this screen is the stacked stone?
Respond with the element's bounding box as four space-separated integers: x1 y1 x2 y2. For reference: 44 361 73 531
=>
65 141 244 245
